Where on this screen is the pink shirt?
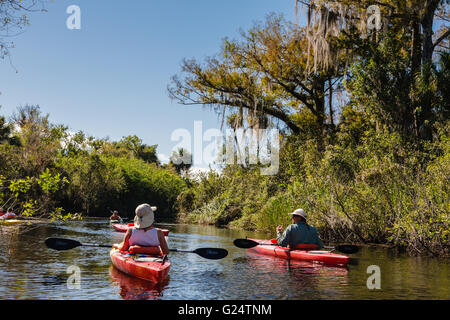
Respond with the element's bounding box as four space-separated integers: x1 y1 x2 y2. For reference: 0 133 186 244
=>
129 227 160 247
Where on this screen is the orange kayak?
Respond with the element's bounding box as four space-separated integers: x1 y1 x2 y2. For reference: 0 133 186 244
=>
247 238 349 267
110 248 170 283
112 224 170 236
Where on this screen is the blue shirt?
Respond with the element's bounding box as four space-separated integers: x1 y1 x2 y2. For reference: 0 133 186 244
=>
277 222 323 249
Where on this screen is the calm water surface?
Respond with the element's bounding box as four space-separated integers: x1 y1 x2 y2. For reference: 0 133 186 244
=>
0 220 448 300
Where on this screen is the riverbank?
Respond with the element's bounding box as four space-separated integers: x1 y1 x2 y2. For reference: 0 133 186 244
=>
176 130 449 258
176 215 449 259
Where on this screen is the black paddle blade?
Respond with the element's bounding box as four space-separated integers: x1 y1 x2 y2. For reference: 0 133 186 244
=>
335 245 359 254
233 239 259 249
45 238 82 251
193 248 228 260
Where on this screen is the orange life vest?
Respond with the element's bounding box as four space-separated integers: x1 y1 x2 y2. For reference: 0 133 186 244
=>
128 245 161 255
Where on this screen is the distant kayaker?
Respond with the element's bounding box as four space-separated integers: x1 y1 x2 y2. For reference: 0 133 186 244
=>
1 209 17 220
276 208 323 250
113 204 169 255
109 210 121 221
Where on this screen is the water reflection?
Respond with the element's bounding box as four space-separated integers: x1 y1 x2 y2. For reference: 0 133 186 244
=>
227 252 349 299
109 265 168 300
0 220 448 300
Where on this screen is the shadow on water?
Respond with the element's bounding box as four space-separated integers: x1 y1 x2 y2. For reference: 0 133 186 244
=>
41 273 68 287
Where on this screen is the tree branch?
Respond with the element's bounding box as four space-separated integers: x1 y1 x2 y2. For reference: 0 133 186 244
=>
433 28 450 50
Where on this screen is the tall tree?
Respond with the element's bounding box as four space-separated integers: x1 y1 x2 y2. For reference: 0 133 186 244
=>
114 135 159 164
169 15 345 151
295 0 449 141
169 148 192 175
10 105 66 176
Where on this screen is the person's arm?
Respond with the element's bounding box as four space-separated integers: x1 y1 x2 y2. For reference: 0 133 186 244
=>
316 235 323 250
277 225 292 248
314 228 324 249
317 238 323 250
157 229 170 255
113 228 132 251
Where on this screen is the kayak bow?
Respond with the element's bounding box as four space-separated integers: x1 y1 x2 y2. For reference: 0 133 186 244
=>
110 248 171 283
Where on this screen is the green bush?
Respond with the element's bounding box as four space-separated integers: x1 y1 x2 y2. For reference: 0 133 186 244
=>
56 154 187 218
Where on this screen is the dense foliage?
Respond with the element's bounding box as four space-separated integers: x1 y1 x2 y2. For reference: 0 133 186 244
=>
173 3 449 256
0 0 448 257
0 106 187 220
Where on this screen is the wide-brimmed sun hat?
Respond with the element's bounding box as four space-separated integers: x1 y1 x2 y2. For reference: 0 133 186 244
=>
134 204 157 229
289 208 307 219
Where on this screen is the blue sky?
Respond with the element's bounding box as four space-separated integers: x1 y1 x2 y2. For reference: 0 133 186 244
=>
0 0 297 168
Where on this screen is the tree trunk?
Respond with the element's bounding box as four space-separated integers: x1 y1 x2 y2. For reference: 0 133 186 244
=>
411 19 421 76
419 0 440 141
421 0 439 67
312 77 326 152
328 78 335 128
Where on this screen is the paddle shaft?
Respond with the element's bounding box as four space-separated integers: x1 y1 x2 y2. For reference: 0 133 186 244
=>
81 243 112 248
85 244 198 253
45 238 228 259
170 248 194 253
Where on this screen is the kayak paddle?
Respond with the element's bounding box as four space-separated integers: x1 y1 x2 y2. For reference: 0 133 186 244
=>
45 237 111 250
233 238 359 254
170 248 228 260
45 237 228 260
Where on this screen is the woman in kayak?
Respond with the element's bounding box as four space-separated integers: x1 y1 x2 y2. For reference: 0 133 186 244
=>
113 204 169 256
276 208 323 250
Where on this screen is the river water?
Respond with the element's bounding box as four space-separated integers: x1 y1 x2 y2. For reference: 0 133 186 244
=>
0 219 448 300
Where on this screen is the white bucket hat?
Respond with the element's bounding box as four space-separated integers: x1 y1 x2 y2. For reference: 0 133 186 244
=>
134 204 157 229
289 208 307 219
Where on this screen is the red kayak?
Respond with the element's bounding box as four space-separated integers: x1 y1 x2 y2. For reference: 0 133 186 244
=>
112 224 170 236
247 238 349 267
0 213 17 220
110 248 171 283
109 265 168 300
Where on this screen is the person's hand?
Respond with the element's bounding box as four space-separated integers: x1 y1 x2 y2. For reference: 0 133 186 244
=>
276 225 283 234
129 245 139 253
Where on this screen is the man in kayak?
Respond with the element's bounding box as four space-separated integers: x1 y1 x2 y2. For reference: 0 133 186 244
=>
276 208 323 250
109 210 122 221
113 204 169 256
0 208 17 220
